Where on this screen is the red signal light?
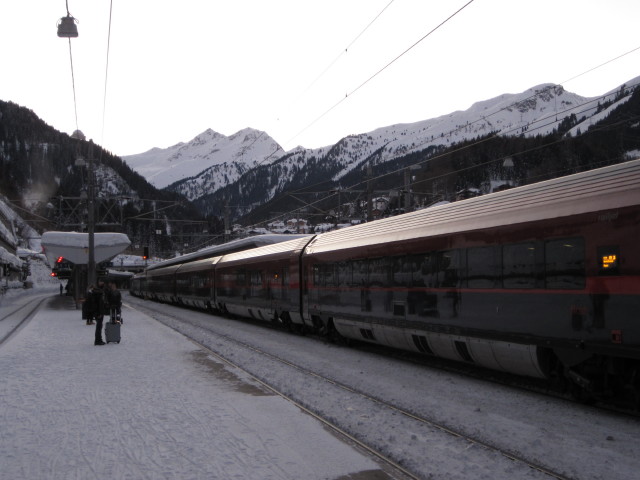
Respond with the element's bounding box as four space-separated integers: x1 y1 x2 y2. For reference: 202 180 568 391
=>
50 272 57 277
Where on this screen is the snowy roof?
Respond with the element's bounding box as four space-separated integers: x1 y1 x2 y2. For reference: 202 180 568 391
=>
41 232 131 266
0 246 22 268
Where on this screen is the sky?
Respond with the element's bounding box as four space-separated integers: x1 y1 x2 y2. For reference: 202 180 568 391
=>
2 0 639 157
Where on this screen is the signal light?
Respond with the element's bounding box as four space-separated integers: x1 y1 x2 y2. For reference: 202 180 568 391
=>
50 272 57 277
143 246 149 260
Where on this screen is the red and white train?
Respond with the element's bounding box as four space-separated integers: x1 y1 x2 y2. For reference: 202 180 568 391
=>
131 159 640 405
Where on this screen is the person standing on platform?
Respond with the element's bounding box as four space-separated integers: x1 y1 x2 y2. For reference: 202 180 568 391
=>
107 282 122 323
93 281 108 345
83 285 96 326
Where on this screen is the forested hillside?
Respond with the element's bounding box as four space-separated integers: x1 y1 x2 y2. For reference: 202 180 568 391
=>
0 101 218 256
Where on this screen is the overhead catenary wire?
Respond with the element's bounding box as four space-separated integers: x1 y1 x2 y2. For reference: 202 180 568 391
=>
67 38 80 135
278 0 397 119
256 0 475 170
283 0 477 148
257 0 397 168
100 0 115 151
62 0 80 134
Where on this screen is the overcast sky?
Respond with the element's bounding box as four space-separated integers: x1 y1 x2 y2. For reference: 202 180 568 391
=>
2 1 639 157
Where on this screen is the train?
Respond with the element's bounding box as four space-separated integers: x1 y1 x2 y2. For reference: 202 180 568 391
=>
131 159 640 405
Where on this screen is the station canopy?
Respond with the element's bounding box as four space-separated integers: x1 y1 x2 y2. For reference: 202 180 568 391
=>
41 232 131 266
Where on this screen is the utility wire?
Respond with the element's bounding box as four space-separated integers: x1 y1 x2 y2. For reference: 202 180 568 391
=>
561 45 640 86
64 0 79 133
285 0 396 110
67 38 79 134
100 0 115 150
284 0 476 147
261 0 397 168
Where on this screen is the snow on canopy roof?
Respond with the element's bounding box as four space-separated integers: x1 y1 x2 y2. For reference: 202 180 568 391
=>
0 246 22 268
41 231 131 266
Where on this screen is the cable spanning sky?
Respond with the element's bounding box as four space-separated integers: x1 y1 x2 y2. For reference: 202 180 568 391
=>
2 0 639 157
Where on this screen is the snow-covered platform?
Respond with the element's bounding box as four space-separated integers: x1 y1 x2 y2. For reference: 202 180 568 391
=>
0 293 390 479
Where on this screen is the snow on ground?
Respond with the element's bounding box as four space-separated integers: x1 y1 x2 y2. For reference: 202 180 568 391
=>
0 294 388 480
131 296 640 480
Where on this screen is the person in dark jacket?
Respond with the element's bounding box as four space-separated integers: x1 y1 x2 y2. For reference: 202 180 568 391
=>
93 281 108 345
107 282 122 323
82 285 96 326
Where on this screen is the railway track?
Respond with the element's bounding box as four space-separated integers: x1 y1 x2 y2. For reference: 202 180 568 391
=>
0 293 51 345
128 296 578 480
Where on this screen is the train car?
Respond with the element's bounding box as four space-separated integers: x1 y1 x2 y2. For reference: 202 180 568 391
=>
129 272 146 298
145 264 181 303
174 257 220 310
301 159 640 396
215 236 315 328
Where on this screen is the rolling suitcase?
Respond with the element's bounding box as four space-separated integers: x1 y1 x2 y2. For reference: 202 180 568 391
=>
105 321 121 344
105 309 121 344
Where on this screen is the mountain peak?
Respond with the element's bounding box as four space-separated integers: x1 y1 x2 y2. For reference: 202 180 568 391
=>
123 127 283 189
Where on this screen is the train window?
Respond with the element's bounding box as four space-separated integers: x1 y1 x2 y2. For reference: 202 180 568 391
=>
467 247 500 288
313 264 338 287
503 243 537 288
369 258 391 287
313 264 321 286
338 262 350 287
250 270 262 286
597 245 620 275
351 260 368 286
235 269 246 286
393 256 417 287
324 264 337 287
418 253 438 287
439 250 465 288
545 238 585 288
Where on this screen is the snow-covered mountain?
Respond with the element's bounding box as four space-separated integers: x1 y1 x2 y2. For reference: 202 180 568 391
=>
123 127 283 190
122 79 638 208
